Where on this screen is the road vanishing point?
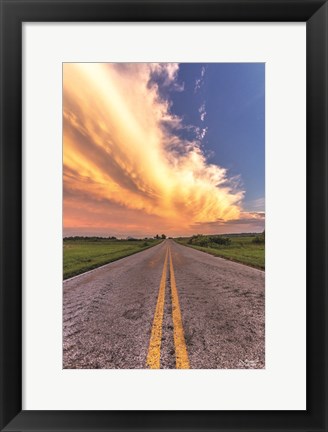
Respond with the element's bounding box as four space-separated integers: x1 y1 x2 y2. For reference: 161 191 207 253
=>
63 239 265 369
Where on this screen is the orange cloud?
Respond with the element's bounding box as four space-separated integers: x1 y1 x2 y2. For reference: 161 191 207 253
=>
63 63 246 237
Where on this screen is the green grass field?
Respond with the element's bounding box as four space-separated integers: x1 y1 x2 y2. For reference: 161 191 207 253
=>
63 238 161 280
175 234 265 270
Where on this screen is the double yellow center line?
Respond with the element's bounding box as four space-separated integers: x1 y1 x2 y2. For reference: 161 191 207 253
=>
146 246 190 369
146 248 168 369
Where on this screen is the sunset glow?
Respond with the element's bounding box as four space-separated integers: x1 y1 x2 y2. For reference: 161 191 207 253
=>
63 63 264 237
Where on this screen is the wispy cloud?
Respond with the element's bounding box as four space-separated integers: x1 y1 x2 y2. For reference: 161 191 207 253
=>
150 63 184 91
191 211 265 234
194 66 206 93
245 197 265 212
195 126 208 141
199 102 206 122
63 63 244 236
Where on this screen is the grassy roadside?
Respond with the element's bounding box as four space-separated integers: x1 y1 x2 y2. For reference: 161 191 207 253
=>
63 238 162 280
175 234 265 270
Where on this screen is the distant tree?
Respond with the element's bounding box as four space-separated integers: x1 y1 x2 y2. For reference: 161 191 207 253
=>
155 234 160 239
252 230 265 244
161 234 166 239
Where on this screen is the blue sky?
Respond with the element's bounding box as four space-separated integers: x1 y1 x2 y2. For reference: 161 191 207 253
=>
166 63 265 212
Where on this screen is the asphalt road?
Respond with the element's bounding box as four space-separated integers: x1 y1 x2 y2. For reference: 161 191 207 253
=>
63 239 265 369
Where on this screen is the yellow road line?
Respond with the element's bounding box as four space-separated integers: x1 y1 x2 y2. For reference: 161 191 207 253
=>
169 247 190 369
146 247 168 369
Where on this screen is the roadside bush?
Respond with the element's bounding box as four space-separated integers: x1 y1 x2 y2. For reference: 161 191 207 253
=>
197 237 209 247
252 235 265 244
187 235 232 248
188 235 208 246
209 236 231 246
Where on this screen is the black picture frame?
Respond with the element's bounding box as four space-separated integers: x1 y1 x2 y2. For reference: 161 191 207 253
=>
1 0 327 431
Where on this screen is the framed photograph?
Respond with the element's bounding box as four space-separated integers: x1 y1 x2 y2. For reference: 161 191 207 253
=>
0 0 327 431
62 61 266 372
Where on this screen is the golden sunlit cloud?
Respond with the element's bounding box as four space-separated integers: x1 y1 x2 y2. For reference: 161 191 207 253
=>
63 63 250 237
